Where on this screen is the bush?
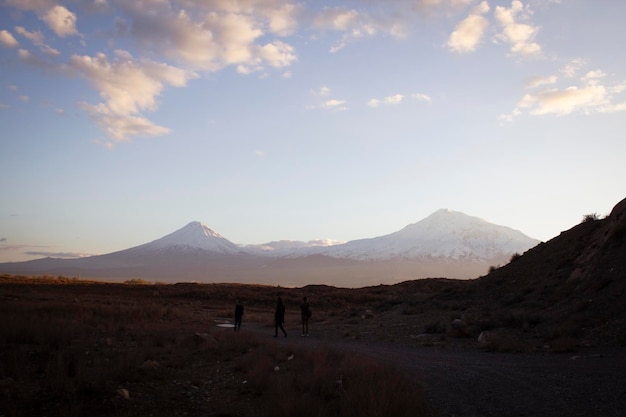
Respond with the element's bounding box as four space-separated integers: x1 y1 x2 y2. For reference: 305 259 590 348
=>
582 213 600 222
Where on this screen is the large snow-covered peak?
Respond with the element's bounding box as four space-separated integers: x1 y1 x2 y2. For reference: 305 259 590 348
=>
318 209 540 261
137 221 242 254
400 209 491 236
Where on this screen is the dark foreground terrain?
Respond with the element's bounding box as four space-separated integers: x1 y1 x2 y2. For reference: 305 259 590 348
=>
1 275 625 417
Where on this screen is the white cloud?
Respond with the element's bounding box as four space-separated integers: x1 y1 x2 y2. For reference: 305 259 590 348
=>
413 93 432 102
322 99 348 111
42 5 78 37
609 82 626 94
368 94 404 108
69 50 191 142
14 26 60 56
258 40 297 68
524 75 557 89
561 59 586 78
266 3 299 36
313 86 331 96
120 2 297 73
582 70 606 82
514 60 626 117
313 5 407 53
494 0 541 56
447 1 490 53
517 84 608 116
314 8 360 31
6 1 79 38
498 107 521 122
84 102 171 145
0 30 19 48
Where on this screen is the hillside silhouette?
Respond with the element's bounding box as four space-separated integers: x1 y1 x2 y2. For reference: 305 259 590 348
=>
372 195 626 349
473 196 626 347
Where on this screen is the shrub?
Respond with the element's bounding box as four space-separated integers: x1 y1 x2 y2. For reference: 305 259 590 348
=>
582 213 600 222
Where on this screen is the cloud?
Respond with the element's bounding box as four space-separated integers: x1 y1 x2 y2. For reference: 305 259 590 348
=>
119 2 297 73
524 75 557 89
6 1 79 38
368 94 404 108
494 0 541 56
17 48 54 69
82 102 171 145
312 5 409 53
313 8 360 31
517 84 608 116
25 251 92 259
69 50 191 143
179 0 301 37
41 5 78 37
582 70 606 82
447 1 490 53
322 99 348 111
238 40 297 73
314 86 331 96
413 93 432 102
498 107 521 122
508 60 626 118
15 26 60 56
0 30 19 48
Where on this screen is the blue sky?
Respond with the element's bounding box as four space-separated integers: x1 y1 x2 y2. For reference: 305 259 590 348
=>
1 0 625 262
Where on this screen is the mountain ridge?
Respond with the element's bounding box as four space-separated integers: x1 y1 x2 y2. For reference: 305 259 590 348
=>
0 209 541 286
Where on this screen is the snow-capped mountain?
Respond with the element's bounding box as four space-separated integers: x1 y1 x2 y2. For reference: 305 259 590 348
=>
126 221 241 255
245 239 344 253
312 209 539 261
0 210 541 286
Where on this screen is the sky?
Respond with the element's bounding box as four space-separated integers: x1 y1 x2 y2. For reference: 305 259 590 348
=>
1 0 625 263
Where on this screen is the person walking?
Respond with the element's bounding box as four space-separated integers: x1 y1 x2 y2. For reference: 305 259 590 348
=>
274 297 287 337
234 299 244 332
300 296 311 336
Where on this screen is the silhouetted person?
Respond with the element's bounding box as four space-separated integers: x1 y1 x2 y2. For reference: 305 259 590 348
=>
274 297 287 337
300 296 311 336
234 300 244 331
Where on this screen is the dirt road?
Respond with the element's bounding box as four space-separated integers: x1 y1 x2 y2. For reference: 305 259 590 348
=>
352 342 626 417
265 328 626 417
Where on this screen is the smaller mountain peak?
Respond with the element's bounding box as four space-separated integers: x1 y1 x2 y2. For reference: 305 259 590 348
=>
432 208 458 215
182 221 223 238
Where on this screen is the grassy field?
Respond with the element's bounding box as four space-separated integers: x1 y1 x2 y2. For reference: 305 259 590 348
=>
0 275 433 417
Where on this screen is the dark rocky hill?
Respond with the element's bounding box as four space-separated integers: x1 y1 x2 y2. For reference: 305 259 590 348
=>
379 196 626 349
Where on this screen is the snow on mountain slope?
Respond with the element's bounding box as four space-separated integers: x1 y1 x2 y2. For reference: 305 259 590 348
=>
313 209 540 261
126 221 242 255
245 239 344 254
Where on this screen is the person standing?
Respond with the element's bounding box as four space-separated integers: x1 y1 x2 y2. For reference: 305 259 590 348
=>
234 300 244 332
300 296 311 336
274 297 287 337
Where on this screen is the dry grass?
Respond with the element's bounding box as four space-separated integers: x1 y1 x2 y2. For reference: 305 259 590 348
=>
0 275 432 417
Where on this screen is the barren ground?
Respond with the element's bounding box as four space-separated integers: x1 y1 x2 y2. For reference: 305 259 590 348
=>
1 277 625 417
